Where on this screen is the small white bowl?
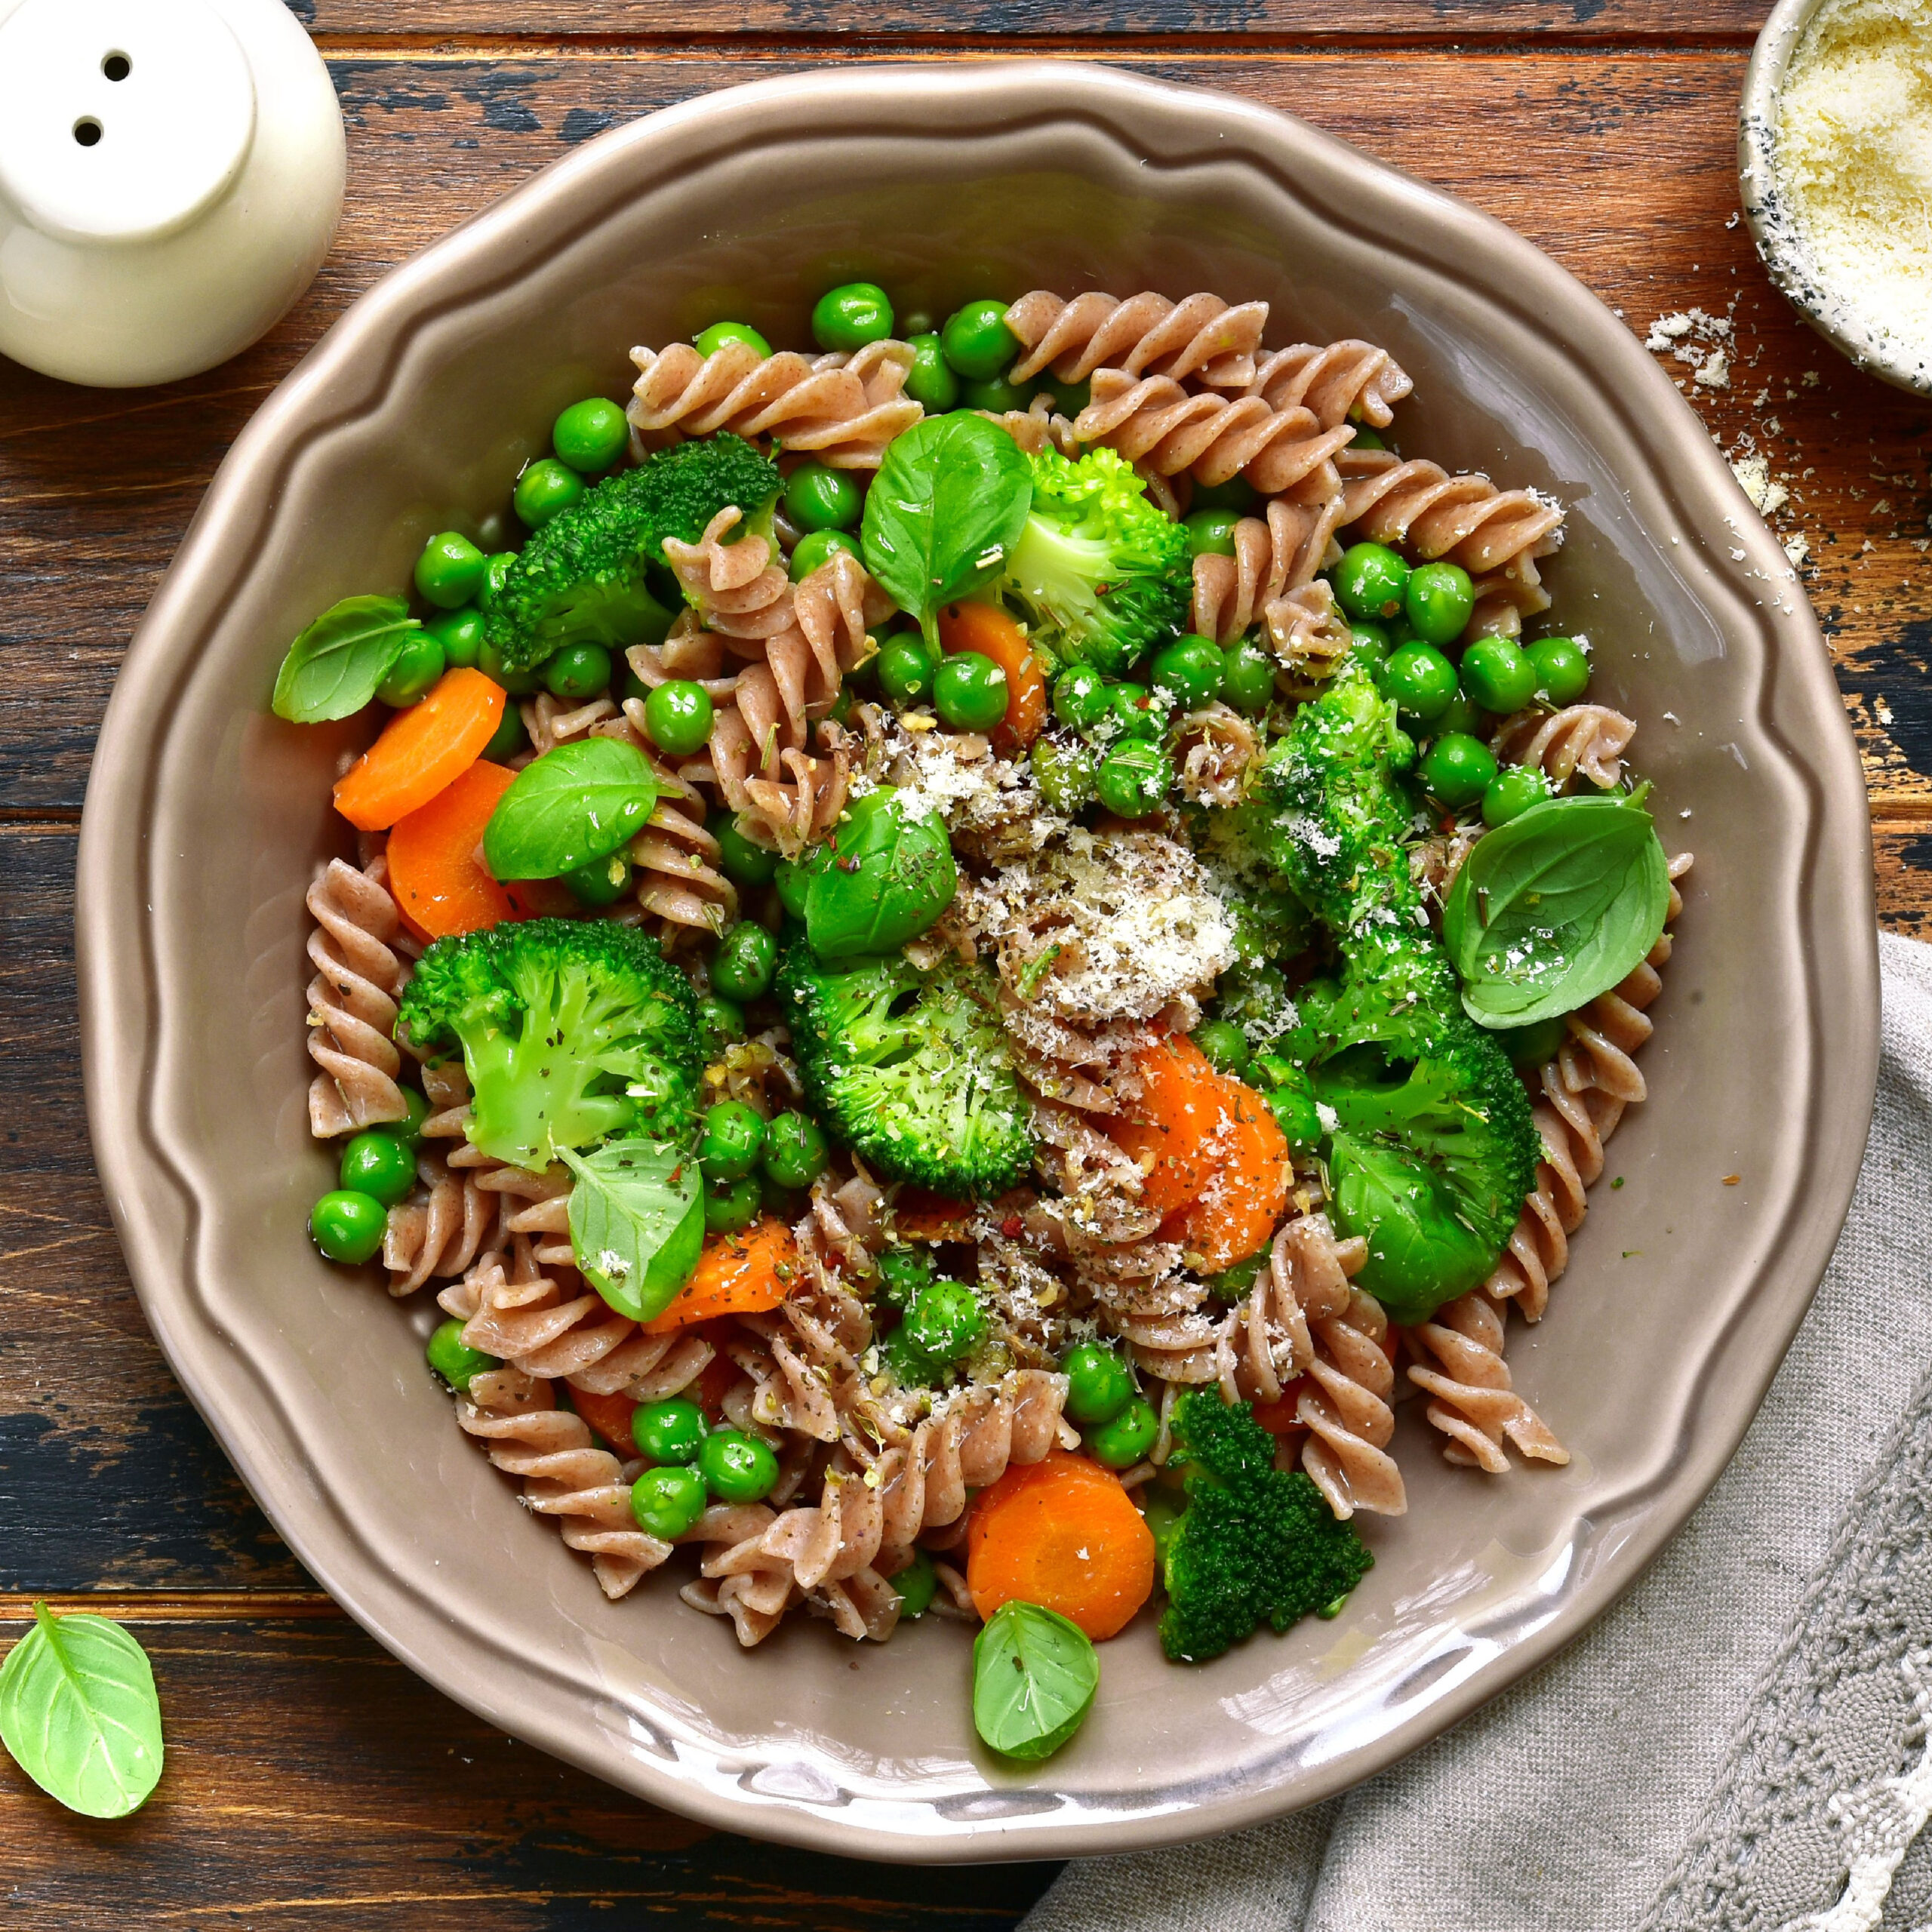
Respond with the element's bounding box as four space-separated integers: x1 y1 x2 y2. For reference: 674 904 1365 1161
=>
1738 0 1932 398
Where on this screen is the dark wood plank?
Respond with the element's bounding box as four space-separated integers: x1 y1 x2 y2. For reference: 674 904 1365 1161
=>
0 1607 1060 1930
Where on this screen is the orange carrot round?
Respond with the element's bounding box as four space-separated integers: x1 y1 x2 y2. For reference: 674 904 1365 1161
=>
387 759 523 937
1104 1035 1226 1217
568 1383 638 1456
332 667 506 831
967 1449 1156 1641
1159 1074 1291 1273
642 1218 799 1334
937 600 1048 749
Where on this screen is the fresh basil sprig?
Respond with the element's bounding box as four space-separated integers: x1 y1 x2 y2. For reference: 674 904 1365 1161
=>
971 1600 1099 1762
0 1601 165 1818
1444 791 1671 1029
482 737 661 881
804 788 958 958
270 595 421 723
860 412 1032 645
561 1137 706 1321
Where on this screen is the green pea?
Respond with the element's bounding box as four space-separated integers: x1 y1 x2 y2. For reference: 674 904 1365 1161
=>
1461 634 1537 715
1036 374 1090 418
552 396 629 475
1420 731 1499 810
1267 1086 1324 1152
1142 1496 1186 1564
694 320 772 359
425 605 485 670
1222 639 1275 714
716 814 780 887
699 1429 780 1504
940 298 1018 381
774 857 815 921
892 1549 940 1619
1380 641 1457 723
543 641 613 701
645 678 714 756
631 1464 709 1539
480 700 528 762
1061 1341 1134 1427
903 1279 986 1365
1096 740 1172 818
1482 764 1552 828
1528 637 1592 706
1193 1020 1251 1076
762 1111 829 1191
1053 664 1110 731
426 1318 497 1392
1403 560 1475 646
812 281 894 352
633 1397 708 1465
699 1100 767 1184
1349 620 1393 667
478 638 542 697
904 332 960 412
1150 634 1225 711
1387 725 1417 771
563 851 633 906
712 921 778 1002
1191 474 1260 513
958 374 1029 414
878 634 937 706
1030 737 1095 814
414 531 488 611
1108 681 1162 738
1494 1014 1569 1069
310 1189 386 1265
376 1088 433 1149
339 1131 417 1208
783 460 863 534
514 457 584 531
1183 509 1241 558
1088 1397 1159 1469
1334 540 1412 622
759 1170 806 1224
1433 689 1483 740
377 629 445 708
933 652 1010 733
790 528 862 581
705 1174 762 1235
697 993 746 1057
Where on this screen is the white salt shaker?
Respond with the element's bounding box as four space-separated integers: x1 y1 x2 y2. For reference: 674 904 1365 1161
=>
0 0 345 387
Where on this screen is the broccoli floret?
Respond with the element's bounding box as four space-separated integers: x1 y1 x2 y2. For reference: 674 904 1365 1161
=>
999 445 1190 675
396 918 702 1170
1158 1389 1373 1663
776 935 1033 1198
1251 663 1540 1323
486 435 780 671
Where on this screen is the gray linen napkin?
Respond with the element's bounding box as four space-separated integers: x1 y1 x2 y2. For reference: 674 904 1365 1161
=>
1026 928 1932 1932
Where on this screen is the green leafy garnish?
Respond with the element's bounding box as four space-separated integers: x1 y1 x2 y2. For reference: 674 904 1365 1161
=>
803 789 958 958
482 738 661 882
560 1136 706 1321
0 1601 165 1819
1444 792 1670 1029
971 1601 1098 1762
270 595 420 722
860 412 1032 645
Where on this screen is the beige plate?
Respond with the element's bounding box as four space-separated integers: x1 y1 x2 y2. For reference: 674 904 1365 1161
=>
77 63 1878 1862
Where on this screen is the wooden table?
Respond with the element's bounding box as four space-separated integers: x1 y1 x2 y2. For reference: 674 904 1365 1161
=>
2 2 1924 1922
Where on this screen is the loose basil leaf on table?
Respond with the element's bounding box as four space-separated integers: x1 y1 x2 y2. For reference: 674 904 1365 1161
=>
1443 790 1671 1029
860 411 1032 645
972 1600 1099 1762
270 595 420 722
804 787 958 958
482 737 661 881
0 1601 165 1819
561 1136 706 1321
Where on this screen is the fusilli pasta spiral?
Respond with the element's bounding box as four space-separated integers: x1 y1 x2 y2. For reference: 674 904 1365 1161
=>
1005 290 1269 389
305 857 409 1137
1405 1290 1569 1473
1493 702 1636 793
1241 339 1415 431
1189 497 1348 645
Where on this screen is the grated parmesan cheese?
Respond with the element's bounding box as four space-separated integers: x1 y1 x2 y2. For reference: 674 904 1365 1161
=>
1775 0 1932 358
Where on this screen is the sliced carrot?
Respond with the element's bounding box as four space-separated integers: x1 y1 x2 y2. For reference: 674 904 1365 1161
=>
387 760 522 937
333 667 506 831
1159 1074 1291 1273
691 1329 741 1418
568 1383 638 1456
1103 1035 1226 1218
890 1190 978 1244
937 600 1048 749
967 1449 1155 1641
642 1218 799 1334
1251 1375 1310 1437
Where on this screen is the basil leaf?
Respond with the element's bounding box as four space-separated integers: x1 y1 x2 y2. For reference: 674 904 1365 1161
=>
561 1137 706 1321
860 412 1032 644
804 788 958 958
0 1601 164 1818
270 595 420 722
482 737 661 881
972 1601 1098 1762
1444 792 1671 1029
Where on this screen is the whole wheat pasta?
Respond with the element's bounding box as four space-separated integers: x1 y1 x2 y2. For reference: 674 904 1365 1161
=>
520 689 619 757
1405 1290 1570 1474
1174 701 1261 808
1005 289 1270 389
1189 497 1349 644
1493 702 1637 793
980 392 1079 457
305 857 409 1137
1262 581 1354 682
1241 339 1415 430
381 1150 500 1297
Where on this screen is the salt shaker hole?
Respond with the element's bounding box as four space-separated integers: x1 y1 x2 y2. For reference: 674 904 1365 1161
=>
102 52 131 82
72 118 102 148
